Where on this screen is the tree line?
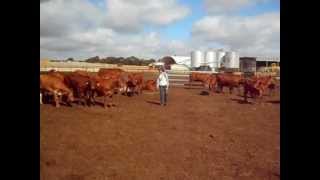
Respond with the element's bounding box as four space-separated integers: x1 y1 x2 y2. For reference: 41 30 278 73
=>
51 56 158 66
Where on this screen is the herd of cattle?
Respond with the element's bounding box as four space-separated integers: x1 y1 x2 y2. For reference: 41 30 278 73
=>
40 68 156 108
40 68 278 108
190 72 278 102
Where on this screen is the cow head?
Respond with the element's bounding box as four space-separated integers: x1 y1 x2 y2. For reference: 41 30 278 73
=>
129 78 138 86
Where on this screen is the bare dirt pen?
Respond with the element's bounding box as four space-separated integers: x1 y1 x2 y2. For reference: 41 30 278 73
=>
40 73 280 180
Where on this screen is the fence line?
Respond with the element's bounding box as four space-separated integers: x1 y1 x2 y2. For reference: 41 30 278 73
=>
40 67 158 73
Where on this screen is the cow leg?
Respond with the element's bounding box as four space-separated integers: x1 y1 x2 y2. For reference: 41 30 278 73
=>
125 86 129 96
123 85 128 96
269 87 275 96
216 84 221 93
109 95 115 107
237 86 241 96
134 87 137 96
79 94 86 106
229 87 233 94
103 95 107 109
75 88 81 105
40 93 43 105
209 84 214 96
90 91 96 106
53 91 60 108
66 93 73 107
268 88 272 96
86 90 93 107
258 90 264 104
244 86 248 103
219 85 224 93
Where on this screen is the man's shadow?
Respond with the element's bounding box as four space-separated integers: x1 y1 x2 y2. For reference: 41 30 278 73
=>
230 98 253 104
146 100 161 105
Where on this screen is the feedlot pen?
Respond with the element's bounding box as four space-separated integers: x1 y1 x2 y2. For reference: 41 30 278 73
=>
167 71 213 88
40 71 280 180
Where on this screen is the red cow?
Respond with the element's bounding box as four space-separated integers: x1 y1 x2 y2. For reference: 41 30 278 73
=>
93 77 123 108
205 75 218 93
47 69 65 81
143 80 157 91
97 68 127 94
40 74 74 107
243 76 276 102
127 73 144 95
189 72 212 85
64 73 97 106
243 79 261 102
98 68 124 79
215 73 244 94
73 70 91 78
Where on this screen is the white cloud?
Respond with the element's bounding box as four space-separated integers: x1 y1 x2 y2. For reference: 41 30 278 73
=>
40 0 191 59
40 29 189 60
40 0 279 60
191 12 280 56
40 0 104 37
104 0 190 32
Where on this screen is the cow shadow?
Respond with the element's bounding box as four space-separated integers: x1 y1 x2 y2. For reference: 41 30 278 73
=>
230 98 253 104
184 87 203 90
92 101 116 108
42 102 73 107
146 100 161 105
199 91 210 96
266 100 280 104
42 97 73 107
92 101 105 107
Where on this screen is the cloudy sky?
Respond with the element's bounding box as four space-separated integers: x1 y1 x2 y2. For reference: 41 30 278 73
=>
40 0 280 60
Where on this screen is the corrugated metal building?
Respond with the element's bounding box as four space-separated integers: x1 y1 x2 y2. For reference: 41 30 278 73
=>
240 56 280 74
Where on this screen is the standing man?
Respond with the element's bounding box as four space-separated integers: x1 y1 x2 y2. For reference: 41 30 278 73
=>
156 67 169 106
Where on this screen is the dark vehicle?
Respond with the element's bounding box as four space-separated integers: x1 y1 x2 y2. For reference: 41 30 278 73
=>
195 65 212 71
164 63 171 70
240 57 256 73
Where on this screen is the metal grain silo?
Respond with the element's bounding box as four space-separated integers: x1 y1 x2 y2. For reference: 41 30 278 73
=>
217 49 226 68
191 50 203 68
205 50 218 68
224 51 240 68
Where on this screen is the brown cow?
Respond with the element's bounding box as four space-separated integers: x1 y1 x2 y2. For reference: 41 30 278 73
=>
97 68 127 94
98 68 124 79
40 74 74 107
127 72 144 95
64 73 97 106
189 72 212 85
42 70 66 104
205 74 218 93
215 73 244 94
260 76 277 96
243 79 262 103
47 69 65 81
93 77 123 108
143 80 157 91
73 70 91 78
255 76 276 96
250 75 276 96
243 76 276 103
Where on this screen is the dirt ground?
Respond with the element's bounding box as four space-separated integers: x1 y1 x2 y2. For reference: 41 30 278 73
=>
40 83 280 180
